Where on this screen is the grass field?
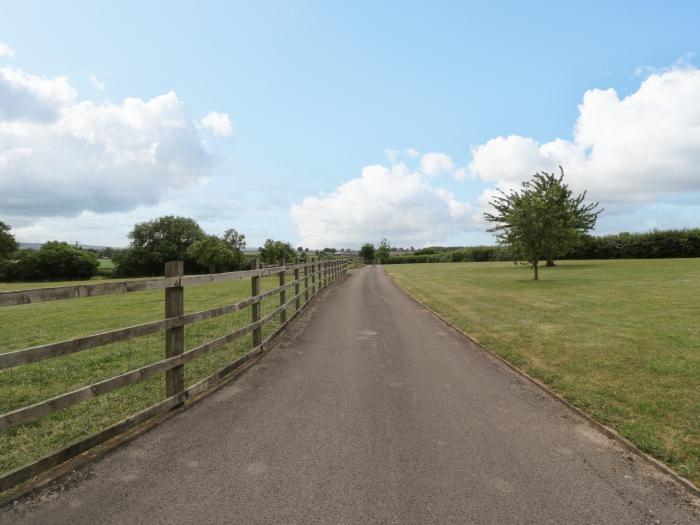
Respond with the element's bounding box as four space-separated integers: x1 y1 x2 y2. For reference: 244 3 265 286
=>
0 274 300 480
385 259 700 486
98 257 115 270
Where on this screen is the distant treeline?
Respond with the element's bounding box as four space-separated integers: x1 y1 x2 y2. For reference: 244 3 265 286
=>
0 216 345 282
384 229 700 264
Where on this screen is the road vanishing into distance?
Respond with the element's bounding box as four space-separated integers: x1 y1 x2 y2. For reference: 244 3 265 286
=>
3 266 698 524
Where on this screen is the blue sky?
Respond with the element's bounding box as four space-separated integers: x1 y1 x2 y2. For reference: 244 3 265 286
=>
1 1 699 247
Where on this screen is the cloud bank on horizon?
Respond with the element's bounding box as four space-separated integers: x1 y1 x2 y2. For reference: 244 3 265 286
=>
0 42 232 236
292 65 700 248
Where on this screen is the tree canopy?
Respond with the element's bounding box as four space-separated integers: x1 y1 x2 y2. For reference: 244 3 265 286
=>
0 221 18 260
1 242 99 281
484 168 601 280
359 243 375 264
187 235 241 274
259 239 298 265
376 238 391 264
114 216 205 275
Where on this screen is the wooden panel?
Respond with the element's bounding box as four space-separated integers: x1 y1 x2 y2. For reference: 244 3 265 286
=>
0 318 177 370
0 313 273 431
0 263 313 309
0 267 322 491
0 278 178 308
0 295 263 371
0 279 315 370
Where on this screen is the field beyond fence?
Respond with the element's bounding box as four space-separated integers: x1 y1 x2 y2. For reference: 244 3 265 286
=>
0 258 349 493
385 259 700 487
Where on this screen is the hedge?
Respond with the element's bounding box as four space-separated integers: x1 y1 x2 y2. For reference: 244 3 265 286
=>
384 229 700 264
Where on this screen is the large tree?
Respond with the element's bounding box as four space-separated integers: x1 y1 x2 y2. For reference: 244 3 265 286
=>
484 168 600 280
186 235 240 274
0 221 18 260
532 168 602 266
115 216 206 275
375 238 391 264
223 228 246 253
258 239 298 265
359 243 375 264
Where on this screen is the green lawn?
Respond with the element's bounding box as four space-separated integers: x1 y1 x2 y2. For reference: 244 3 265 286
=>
98 257 115 270
385 259 700 486
0 273 299 480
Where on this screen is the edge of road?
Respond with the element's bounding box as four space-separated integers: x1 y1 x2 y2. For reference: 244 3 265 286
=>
382 266 700 499
0 273 351 508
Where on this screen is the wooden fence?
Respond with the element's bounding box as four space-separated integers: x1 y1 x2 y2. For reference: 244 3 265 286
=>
0 258 349 492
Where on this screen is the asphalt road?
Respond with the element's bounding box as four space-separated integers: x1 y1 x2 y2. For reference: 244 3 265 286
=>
3 266 698 524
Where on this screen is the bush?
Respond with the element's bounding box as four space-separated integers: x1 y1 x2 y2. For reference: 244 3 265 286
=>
0 242 99 281
567 229 700 260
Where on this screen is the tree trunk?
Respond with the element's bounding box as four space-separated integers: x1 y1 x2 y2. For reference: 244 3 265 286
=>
546 258 555 267
533 261 539 280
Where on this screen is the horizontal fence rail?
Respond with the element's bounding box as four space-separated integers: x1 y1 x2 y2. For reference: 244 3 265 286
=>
0 257 352 492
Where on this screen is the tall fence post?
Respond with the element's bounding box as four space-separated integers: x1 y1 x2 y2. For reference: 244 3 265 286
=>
279 258 286 325
294 266 301 311
312 258 317 295
303 261 309 303
164 260 184 399
251 258 261 348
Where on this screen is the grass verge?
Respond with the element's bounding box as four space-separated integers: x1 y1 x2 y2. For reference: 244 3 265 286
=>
384 259 699 486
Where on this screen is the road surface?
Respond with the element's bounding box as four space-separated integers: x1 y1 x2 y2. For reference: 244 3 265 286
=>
3 266 698 524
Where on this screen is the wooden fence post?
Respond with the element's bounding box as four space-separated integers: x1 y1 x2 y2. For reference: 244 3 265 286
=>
164 260 184 398
279 259 286 325
294 267 301 311
312 258 317 295
303 262 309 303
251 259 261 348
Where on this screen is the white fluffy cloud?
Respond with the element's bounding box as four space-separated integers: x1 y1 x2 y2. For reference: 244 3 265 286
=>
468 66 700 206
420 152 455 177
0 42 15 58
0 62 234 221
0 66 77 122
291 162 475 248
201 111 233 137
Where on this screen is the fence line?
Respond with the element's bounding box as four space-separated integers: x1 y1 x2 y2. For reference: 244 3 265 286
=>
0 257 351 492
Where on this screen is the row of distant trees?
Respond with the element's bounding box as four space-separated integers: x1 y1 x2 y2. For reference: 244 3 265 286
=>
0 217 345 281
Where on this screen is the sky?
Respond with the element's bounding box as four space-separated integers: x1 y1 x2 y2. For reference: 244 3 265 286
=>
1 1 699 248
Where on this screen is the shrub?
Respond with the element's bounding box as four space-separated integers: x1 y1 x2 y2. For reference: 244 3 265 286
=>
567 229 700 260
0 243 99 281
